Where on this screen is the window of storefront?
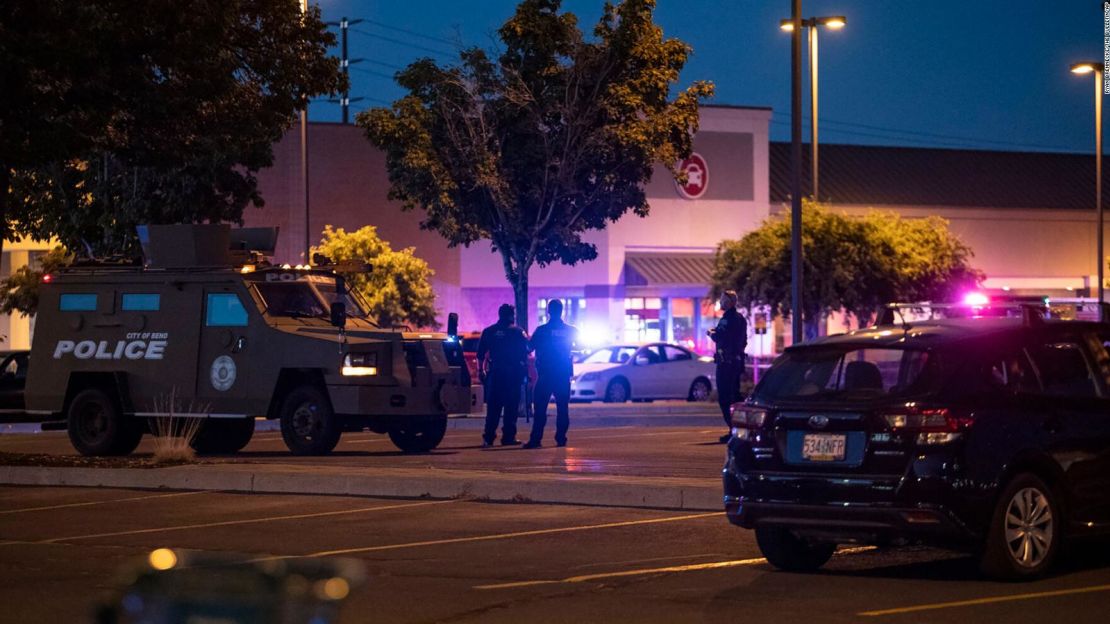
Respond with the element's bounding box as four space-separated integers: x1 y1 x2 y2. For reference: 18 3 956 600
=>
698 298 723 354
537 298 582 325
670 298 697 350
623 297 663 343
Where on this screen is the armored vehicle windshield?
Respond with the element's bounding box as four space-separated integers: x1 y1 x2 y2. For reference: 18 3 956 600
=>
247 273 372 322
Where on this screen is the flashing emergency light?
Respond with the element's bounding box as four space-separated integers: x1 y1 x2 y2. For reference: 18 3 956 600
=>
578 322 609 348
42 274 53 283
962 292 990 307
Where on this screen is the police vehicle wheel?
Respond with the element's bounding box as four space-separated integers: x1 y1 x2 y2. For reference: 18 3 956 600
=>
604 378 630 403
688 378 712 402
279 386 341 456
190 418 255 455
980 472 1061 580
388 415 447 453
67 388 140 456
754 526 836 572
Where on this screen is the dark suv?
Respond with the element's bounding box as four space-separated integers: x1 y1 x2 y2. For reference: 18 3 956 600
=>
723 305 1110 579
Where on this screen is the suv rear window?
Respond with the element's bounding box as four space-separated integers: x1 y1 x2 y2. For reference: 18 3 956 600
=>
755 347 938 402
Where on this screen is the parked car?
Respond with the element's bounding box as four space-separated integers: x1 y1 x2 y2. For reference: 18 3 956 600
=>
0 350 29 422
572 343 715 402
723 302 1110 579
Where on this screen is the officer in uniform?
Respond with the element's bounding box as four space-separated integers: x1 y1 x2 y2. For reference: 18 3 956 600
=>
524 300 578 449
476 304 529 447
709 290 747 443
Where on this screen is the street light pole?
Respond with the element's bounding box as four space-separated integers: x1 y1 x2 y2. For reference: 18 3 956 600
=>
790 0 803 344
1071 62 1105 307
1099 69 1104 308
809 22 818 201
781 16 845 203
300 0 311 263
781 14 845 341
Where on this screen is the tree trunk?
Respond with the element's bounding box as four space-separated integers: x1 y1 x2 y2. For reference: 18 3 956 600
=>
803 312 820 342
512 267 530 332
0 164 8 260
498 247 532 332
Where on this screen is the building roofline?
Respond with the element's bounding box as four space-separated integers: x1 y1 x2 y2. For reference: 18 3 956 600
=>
768 140 1086 158
702 103 774 112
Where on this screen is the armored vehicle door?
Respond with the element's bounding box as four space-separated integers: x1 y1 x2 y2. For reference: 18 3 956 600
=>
196 287 254 414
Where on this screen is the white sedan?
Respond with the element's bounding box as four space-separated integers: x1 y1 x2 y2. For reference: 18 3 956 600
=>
570 343 716 403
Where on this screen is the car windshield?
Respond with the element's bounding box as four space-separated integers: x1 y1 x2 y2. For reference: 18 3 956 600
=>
753 347 939 403
581 346 638 364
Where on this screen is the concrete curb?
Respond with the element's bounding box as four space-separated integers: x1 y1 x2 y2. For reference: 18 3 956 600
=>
0 464 722 511
2 413 721 435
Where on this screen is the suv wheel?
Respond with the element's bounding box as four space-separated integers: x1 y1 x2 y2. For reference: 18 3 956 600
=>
981 473 1061 580
191 418 255 455
388 415 448 453
604 378 630 403
755 526 836 572
279 386 341 456
67 388 142 456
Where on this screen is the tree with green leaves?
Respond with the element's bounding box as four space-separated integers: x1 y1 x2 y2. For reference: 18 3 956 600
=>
313 226 438 329
2 0 343 259
0 246 73 317
711 202 983 338
360 0 712 329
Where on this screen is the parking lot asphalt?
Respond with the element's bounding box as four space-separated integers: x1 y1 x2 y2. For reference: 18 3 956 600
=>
2 486 1110 624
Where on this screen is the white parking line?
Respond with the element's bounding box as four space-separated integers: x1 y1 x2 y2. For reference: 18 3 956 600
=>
39 499 458 543
303 511 720 557
858 583 1110 617
475 547 875 590
476 557 770 590
0 490 207 515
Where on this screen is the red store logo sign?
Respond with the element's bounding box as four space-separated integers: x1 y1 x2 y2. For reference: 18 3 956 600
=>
675 152 709 199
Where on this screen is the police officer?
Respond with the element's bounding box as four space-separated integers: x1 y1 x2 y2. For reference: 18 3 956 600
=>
524 300 578 449
476 304 529 447
709 290 747 443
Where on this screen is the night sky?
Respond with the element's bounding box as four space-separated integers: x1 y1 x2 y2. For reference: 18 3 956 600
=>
311 1 1102 155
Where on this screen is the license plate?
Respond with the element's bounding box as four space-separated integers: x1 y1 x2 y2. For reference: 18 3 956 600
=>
802 433 846 461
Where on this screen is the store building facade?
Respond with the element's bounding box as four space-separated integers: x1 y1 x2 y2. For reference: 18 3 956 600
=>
241 107 1108 357
244 105 773 354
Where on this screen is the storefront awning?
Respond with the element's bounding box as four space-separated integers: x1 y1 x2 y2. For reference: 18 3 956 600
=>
623 252 715 288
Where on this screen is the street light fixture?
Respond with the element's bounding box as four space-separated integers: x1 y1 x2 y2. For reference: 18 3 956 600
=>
780 15 846 201
1070 61 1105 308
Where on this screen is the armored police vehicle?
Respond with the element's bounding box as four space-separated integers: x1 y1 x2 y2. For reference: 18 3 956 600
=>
25 224 473 456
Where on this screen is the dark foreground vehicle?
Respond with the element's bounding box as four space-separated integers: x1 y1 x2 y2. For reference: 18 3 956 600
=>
723 303 1110 579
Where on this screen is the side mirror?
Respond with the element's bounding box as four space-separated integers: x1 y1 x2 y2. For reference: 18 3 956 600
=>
634 356 650 366
447 312 459 340
330 301 347 329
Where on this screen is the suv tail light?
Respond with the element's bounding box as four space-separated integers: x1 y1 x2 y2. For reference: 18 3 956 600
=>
880 406 972 445
730 404 769 441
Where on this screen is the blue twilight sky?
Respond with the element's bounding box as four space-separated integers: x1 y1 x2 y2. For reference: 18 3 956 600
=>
310 0 1102 154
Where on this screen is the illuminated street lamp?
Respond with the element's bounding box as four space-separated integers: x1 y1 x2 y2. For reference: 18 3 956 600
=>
1070 61 1104 306
781 15 846 201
